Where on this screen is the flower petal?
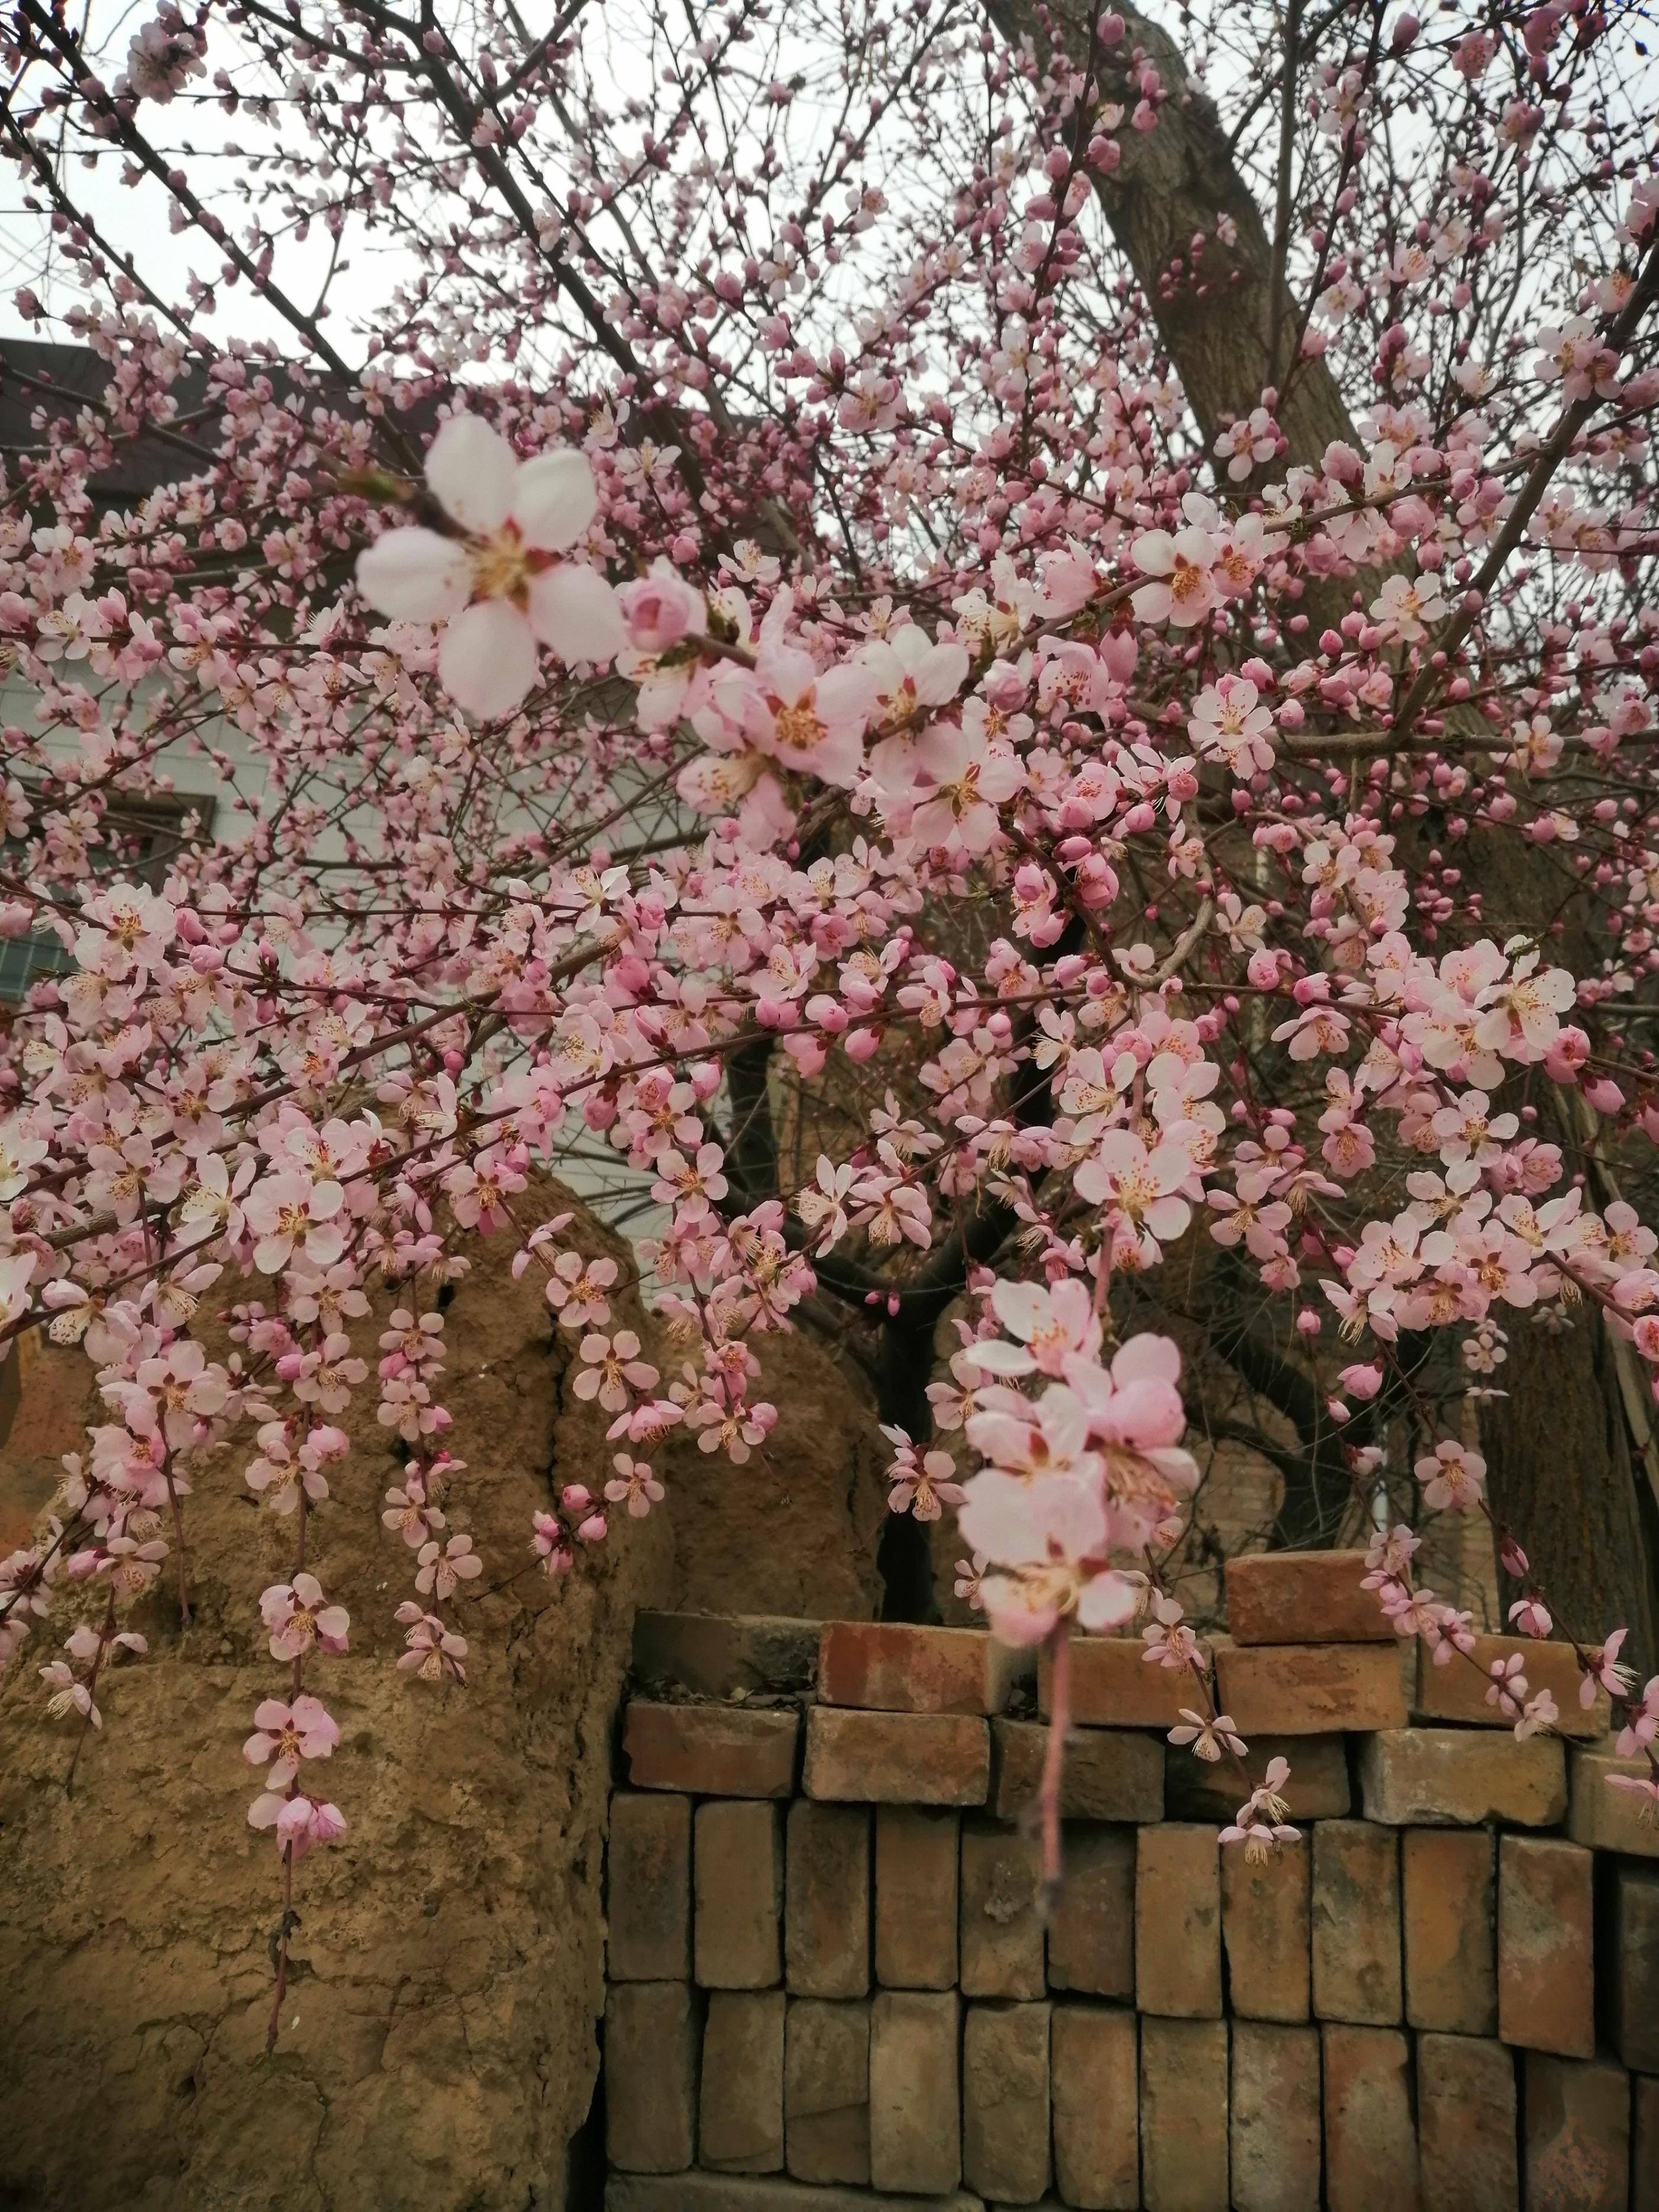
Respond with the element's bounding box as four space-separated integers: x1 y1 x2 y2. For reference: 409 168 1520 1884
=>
355 528 471 623
512 450 598 552
526 563 625 665
438 600 538 718
425 414 518 533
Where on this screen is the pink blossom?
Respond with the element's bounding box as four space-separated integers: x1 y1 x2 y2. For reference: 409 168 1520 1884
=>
356 415 624 717
260 1575 350 1661
243 1694 340 1788
1130 524 1219 627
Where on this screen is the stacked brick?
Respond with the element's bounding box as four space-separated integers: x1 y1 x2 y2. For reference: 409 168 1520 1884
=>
602 1579 1655 2212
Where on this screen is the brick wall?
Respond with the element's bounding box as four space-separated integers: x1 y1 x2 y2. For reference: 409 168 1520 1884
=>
599 1572 1657 2212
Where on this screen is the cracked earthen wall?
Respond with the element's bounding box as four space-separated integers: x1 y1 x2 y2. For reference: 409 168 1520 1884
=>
0 1190 886 2211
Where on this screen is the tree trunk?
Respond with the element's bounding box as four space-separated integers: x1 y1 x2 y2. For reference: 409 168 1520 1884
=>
986 0 1659 1655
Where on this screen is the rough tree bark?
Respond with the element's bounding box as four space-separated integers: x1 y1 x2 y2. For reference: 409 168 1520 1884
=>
985 0 1659 1663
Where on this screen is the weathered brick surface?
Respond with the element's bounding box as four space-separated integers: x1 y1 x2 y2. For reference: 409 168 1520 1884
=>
868 1989 960 2195
1216 1642 1407 1735
1635 2076 1659 2212
632 1611 818 1698
1567 1743 1659 1856
1137 1823 1222 2018
1360 1727 1565 1827
1610 1856 1659 2071
1402 1827 1495 2034
1167 1732 1350 1822
605 1981 699 2175
1052 2003 1139 2210
606 2180 983 2211
1226 1550 1391 1645
1417 2033 1517 2212
962 2001 1051 2204
1413 1636 1605 1737
1312 1822 1402 2025
1523 2053 1629 2212
1042 1633 1194 1727
783 1998 869 2185
818 1620 1032 1714
803 1704 989 1805
701 1990 786 2173
1222 1834 1310 2023
992 1717 1163 1823
1140 2016 1229 2212
1496 1833 1594 2058
626 1700 799 1798
785 1801 869 1998
696 1799 783 1989
960 1817 1045 1999
1230 2021 1321 2212
1321 2024 1419 2212
1047 1822 1135 1998
608 1790 691 1981
873 1805 958 1988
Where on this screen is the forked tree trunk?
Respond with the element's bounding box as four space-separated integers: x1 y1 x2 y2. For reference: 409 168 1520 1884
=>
985 0 1659 1663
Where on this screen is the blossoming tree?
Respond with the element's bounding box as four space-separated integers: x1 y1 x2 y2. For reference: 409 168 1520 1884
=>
2 0 1658 2002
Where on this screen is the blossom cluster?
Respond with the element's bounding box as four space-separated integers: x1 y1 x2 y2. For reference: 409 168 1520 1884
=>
0 0 1655 1985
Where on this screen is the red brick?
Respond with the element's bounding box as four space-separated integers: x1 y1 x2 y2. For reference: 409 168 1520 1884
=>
1312 1822 1402 2026
1403 1827 1495 2034
606 2185 986 2203
1227 1550 1391 1645
1523 2053 1629 2212
1321 2024 1419 2212
802 1705 988 1805
1137 1823 1222 2018
784 1997 870 2185
1635 2076 1659 2212
1497 1834 1594 2059
818 1620 1032 1714
1215 1643 1407 1736
1360 1727 1566 1827
869 1989 960 2195
608 1791 691 1982
701 1989 785 2173
625 1700 798 1798
1047 1822 1135 1998
1169 1732 1350 1821
1042 1633 1195 1726
1052 2003 1139 2210
1140 2016 1230 2212
992 1716 1164 1822
605 2182 983 2210
604 1981 699 2175
873 1805 958 1988
960 1817 1045 2000
1222 1834 1311 2023
632 1611 818 1697
1230 2021 1321 2212
1413 1636 1605 1737
696 1800 782 1989
785 1801 869 1998
962 2000 1051 2203
1609 1857 1659 2072
1567 1744 1659 1856
1418 2033 1517 2212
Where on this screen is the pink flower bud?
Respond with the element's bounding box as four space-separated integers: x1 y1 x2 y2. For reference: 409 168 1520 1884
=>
617 571 705 653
